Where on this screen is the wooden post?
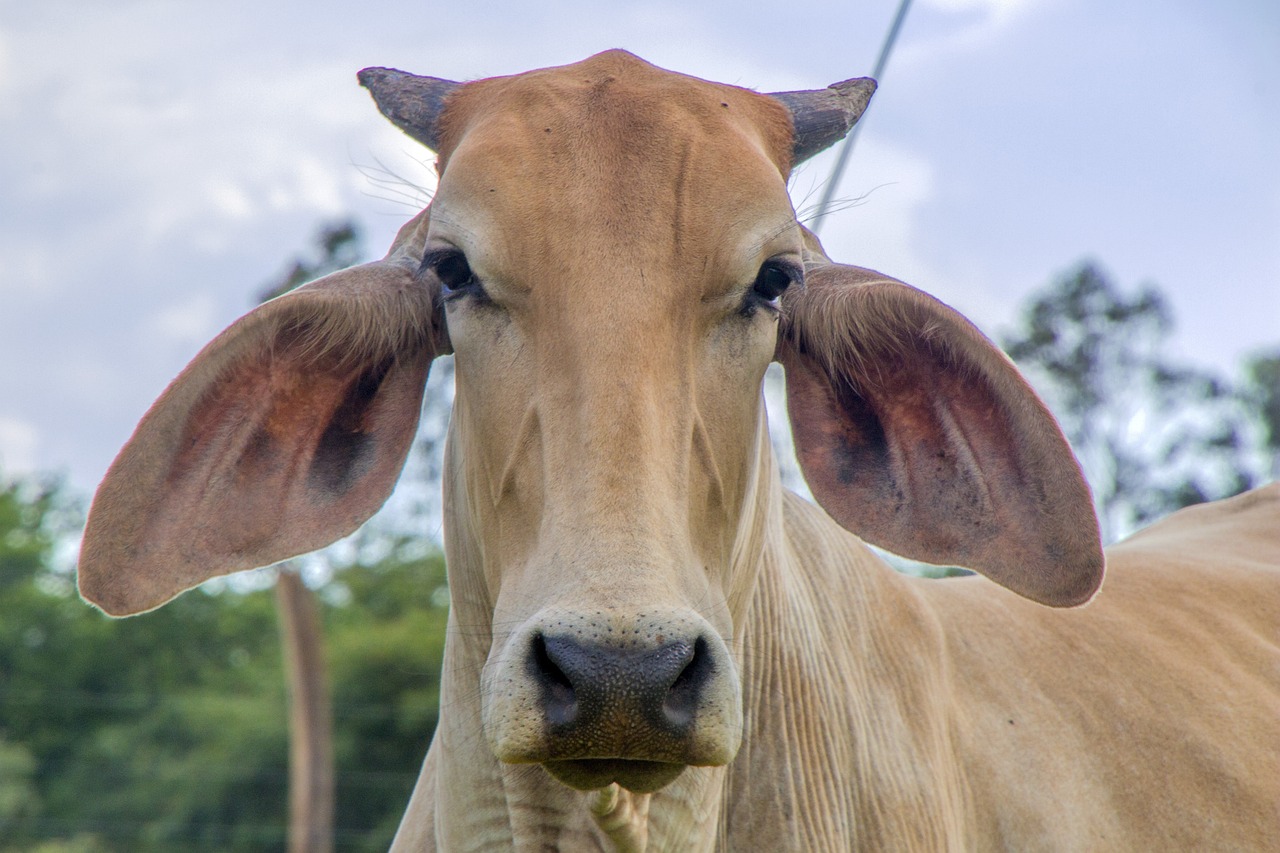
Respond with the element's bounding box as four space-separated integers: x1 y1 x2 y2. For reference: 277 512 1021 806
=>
277 565 335 853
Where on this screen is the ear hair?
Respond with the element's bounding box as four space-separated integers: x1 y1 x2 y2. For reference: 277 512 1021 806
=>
781 270 991 398
262 263 445 371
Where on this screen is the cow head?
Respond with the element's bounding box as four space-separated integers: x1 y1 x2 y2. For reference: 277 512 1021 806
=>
79 51 1101 797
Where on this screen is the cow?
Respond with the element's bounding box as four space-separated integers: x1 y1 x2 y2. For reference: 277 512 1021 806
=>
78 50 1279 850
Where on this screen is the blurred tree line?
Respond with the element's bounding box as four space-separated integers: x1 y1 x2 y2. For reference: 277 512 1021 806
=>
0 223 1274 850
0 474 447 852
1001 260 1278 541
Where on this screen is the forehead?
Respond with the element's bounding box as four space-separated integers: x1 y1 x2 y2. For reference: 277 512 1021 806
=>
436 51 794 169
428 51 798 260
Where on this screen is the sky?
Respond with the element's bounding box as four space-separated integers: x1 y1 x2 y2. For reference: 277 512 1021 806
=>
2 0 1278 500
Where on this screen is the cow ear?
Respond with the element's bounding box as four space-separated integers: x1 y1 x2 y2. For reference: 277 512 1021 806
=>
79 255 447 616
776 262 1104 607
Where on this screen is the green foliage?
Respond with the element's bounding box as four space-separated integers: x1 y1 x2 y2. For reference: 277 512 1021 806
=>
0 472 288 850
1243 349 1280 477
1003 262 1269 540
0 473 447 852
326 543 448 852
0 737 39 837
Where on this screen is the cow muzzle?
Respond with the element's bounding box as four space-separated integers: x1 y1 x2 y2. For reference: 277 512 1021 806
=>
482 607 743 793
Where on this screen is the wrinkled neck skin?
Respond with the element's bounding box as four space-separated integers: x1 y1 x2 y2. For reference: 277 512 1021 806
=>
395 411 970 851
421 399 777 851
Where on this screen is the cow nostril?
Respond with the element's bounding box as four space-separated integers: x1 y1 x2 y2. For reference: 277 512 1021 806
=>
663 636 712 730
532 633 578 726
532 631 717 737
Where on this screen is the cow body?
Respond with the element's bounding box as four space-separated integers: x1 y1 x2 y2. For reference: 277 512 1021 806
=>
935 487 1280 850
393 486 1280 851
78 51 1279 851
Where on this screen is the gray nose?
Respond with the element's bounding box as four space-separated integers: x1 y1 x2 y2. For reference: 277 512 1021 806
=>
530 633 714 736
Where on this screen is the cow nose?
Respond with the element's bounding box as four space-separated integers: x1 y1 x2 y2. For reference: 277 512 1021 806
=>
530 633 714 734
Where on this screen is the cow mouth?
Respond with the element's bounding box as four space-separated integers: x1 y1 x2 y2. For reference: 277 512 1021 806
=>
543 758 686 793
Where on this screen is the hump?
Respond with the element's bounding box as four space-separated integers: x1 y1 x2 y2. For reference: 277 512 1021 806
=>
1110 483 1280 570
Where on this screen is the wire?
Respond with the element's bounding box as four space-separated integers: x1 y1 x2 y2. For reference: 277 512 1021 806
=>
810 0 914 235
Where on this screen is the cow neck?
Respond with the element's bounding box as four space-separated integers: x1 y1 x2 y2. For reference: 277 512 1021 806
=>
422 406 779 849
722 489 975 850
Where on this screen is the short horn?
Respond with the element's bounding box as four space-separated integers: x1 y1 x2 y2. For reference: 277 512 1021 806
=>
358 67 462 152
769 78 877 166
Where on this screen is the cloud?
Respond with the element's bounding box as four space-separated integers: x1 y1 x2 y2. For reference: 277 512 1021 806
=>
3 0 1276 500
207 179 256 221
919 0 1032 19
0 239 55 299
0 28 12 117
906 0 1047 60
795 135 939 285
0 417 39 475
147 294 220 347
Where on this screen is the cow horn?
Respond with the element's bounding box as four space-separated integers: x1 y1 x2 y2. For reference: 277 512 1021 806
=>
358 67 461 152
769 78 877 165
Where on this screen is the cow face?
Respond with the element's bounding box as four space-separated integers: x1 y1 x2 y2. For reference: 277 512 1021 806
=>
424 52 803 791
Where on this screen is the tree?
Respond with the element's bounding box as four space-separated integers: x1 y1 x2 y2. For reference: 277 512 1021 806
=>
259 220 370 853
324 542 448 851
0 463 447 851
1002 262 1268 540
1243 349 1280 479
0 473 290 852
257 220 455 851
0 221 457 852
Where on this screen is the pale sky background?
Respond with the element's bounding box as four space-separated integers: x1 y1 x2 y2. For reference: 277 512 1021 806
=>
2 0 1278 501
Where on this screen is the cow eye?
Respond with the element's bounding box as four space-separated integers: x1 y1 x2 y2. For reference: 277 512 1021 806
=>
422 248 479 296
750 259 802 306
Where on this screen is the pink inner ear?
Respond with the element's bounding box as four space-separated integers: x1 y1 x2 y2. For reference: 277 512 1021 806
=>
165 343 407 559
79 260 440 617
778 270 1104 607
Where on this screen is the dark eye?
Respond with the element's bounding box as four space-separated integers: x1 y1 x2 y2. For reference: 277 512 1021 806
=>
750 260 801 306
422 248 479 296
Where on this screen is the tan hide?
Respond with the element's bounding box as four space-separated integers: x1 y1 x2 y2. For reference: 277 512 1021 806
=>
79 51 1279 851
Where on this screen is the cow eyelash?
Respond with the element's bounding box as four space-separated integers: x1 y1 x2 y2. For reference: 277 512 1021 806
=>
743 258 803 316
422 248 483 300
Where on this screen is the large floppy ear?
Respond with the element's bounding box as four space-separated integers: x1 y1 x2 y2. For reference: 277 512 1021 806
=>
776 259 1104 606
79 221 447 616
